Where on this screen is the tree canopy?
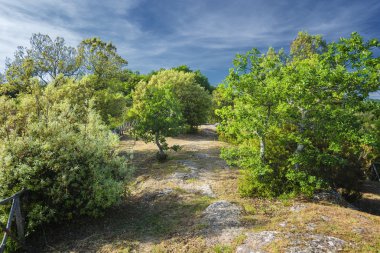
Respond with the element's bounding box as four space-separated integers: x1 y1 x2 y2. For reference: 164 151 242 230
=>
216 32 380 197
147 69 212 131
129 83 183 160
5 33 81 85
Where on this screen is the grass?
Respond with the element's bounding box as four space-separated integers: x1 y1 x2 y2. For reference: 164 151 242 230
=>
28 126 380 252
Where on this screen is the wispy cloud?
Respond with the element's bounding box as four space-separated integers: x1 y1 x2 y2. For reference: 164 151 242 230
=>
0 0 379 85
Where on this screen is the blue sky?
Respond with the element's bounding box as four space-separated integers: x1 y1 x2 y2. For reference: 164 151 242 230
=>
0 0 379 97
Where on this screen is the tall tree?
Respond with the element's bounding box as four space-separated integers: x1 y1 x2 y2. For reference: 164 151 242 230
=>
6 33 81 84
216 32 380 197
78 37 127 80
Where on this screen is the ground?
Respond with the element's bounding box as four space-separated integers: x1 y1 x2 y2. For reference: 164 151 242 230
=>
31 125 380 252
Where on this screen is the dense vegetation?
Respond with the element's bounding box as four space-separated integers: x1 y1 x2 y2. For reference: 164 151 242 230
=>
0 33 212 249
0 31 379 251
0 84 131 230
215 32 380 198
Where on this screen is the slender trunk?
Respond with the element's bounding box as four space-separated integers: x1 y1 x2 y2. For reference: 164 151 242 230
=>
258 104 271 163
259 135 266 162
155 132 165 156
294 107 306 170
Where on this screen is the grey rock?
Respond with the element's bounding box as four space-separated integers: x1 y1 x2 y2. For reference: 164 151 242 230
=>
286 234 346 253
352 227 367 234
306 223 317 231
143 188 173 201
178 160 199 171
313 191 358 209
193 153 211 159
290 204 307 212
180 183 215 197
171 171 198 180
203 200 242 229
236 231 279 253
320 215 331 222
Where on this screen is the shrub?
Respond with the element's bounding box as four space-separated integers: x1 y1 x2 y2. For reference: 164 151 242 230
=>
0 88 132 232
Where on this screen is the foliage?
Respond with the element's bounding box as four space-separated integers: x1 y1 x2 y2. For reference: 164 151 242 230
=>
290 31 327 59
78 37 127 79
129 83 183 160
3 58 36 97
79 75 129 128
0 83 132 232
147 69 212 131
5 33 81 86
2 34 136 128
216 32 380 198
172 65 214 92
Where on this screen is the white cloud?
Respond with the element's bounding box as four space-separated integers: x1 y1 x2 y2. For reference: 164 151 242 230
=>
0 0 143 70
0 0 379 85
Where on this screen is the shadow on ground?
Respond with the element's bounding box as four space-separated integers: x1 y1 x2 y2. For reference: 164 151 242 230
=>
27 191 213 252
353 180 380 216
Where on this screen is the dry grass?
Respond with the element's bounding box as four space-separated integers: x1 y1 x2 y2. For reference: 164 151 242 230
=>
29 125 380 252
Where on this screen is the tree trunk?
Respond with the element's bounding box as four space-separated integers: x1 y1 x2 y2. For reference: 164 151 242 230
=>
294 107 306 170
155 132 167 161
259 104 271 163
259 135 266 163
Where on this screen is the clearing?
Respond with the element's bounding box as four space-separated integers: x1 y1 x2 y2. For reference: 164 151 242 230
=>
30 125 380 252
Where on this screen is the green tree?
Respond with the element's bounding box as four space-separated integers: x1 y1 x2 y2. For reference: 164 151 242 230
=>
129 84 183 160
78 37 127 80
172 65 214 92
2 58 35 96
284 32 380 196
216 48 291 197
5 33 81 85
148 69 212 131
290 31 327 59
76 38 130 127
0 72 4 83
216 32 380 198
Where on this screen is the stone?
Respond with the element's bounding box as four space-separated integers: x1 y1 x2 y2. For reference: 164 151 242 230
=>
143 188 173 201
180 183 215 197
203 200 242 229
306 223 316 231
178 160 199 171
193 153 211 159
320 215 331 222
236 231 279 253
290 204 307 212
286 234 346 253
171 171 198 180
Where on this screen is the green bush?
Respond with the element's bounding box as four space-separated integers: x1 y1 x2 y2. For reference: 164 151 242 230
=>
147 69 212 130
216 32 380 198
0 89 132 232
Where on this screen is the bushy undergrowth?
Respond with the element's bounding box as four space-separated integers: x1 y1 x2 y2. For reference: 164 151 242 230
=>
0 85 133 234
